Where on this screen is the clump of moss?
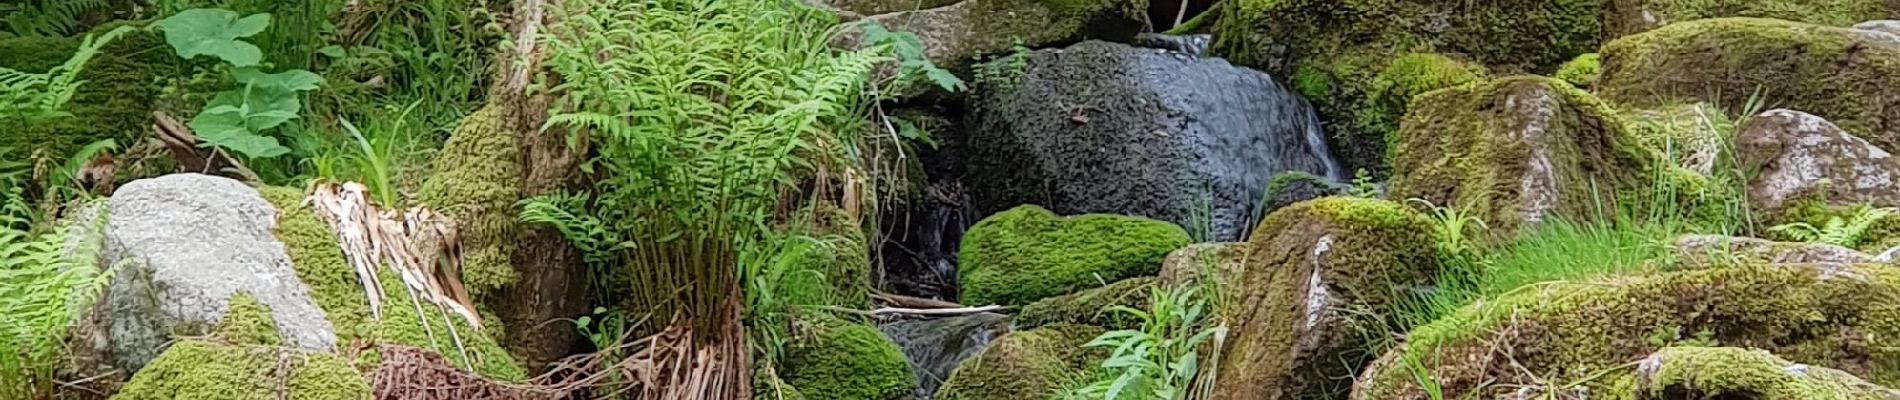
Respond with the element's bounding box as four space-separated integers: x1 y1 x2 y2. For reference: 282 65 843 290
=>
1357 263 1900 399
1017 276 1156 330
259 186 526 381
1387 76 1658 237
958 205 1189 306
1609 0 1895 35
417 105 521 301
1598 18 1900 152
935 323 1107 400
0 27 168 165
214 293 282 347
1553 53 1600 88
780 319 915 400
113 341 371 400
1216 196 1439 400
1626 347 1900 400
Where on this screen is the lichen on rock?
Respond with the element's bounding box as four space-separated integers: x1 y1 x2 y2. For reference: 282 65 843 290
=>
780 318 916 400
1388 76 1657 237
112 341 371 400
958 205 1189 306
1352 262 1900 399
1214 197 1440 400
935 323 1107 400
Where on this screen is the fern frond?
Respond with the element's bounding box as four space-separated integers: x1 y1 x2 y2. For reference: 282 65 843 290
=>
1 0 109 38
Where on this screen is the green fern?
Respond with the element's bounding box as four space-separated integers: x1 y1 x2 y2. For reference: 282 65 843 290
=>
1769 205 1896 248
1 0 109 38
0 25 130 122
0 195 112 400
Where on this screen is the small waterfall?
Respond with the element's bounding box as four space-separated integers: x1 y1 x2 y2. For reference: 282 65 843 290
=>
1298 98 1347 181
879 313 1012 398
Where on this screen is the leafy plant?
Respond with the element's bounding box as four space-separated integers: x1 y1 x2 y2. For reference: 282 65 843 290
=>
0 195 112 400
858 20 964 94
1408 198 1487 261
0 26 131 122
1770 205 1897 248
0 0 109 38
1350 169 1378 198
1071 285 1226 400
156 8 323 160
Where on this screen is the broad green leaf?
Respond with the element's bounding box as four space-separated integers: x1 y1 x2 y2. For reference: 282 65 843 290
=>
233 67 323 92
154 9 270 67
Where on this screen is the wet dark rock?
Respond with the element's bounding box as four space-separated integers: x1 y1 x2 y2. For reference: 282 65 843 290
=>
878 313 1012 398
1132 33 1211 56
964 40 1341 242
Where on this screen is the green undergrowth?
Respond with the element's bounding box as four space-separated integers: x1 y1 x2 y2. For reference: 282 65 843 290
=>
112 341 371 400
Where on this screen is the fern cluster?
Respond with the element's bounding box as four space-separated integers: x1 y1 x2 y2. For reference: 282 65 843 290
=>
0 191 111 400
1 0 110 38
1770 205 1897 248
523 0 881 342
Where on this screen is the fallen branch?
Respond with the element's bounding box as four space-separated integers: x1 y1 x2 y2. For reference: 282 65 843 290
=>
871 291 965 309
871 305 1006 316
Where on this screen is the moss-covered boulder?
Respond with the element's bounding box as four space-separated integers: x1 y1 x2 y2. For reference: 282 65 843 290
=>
1609 0 1900 36
958 205 1189 306
839 0 1147 75
1282 50 1487 177
258 186 526 382
781 319 916 400
1351 263 1900 399
1599 18 1900 151
1735 109 1900 215
1628 347 1900 399
1388 76 1657 237
935 323 1107 400
0 27 169 165
1212 197 1438 400
1554 53 1600 88
111 341 370 400
1673 235 1875 268
1016 276 1155 330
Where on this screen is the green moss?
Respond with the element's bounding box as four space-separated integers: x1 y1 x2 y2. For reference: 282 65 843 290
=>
1017 276 1155 330
0 28 169 166
1767 196 1900 252
959 205 1189 306
1387 76 1658 237
1359 263 1900 398
112 341 370 400
1554 53 1600 87
1599 18 1900 151
780 319 915 400
869 0 1144 73
1626 347 1900 400
936 323 1108 400
214 293 281 347
259 186 526 381
417 105 521 301
1611 0 1895 35
1216 196 1439 400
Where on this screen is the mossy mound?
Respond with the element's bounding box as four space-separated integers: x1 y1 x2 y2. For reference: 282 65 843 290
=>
1625 346 1900 399
958 205 1189 306
417 105 522 301
1388 76 1657 237
1016 276 1156 330
1280 50 1488 177
213 293 282 347
1599 18 1900 151
0 27 169 165
1554 53 1600 88
111 341 370 400
935 323 1107 400
1353 263 1900 399
1216 197 1439 400
1609 0 1898 35
258 187 526 381
780 319 915 400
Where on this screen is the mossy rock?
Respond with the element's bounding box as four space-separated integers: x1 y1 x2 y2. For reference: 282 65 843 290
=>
258 187 526 381
0 27 169 166
843 0 1147 75
1276 50 1487 178
935 323 1108 400
1388 76 1658 237
958 205 1189 306
1352 263 1900 399
780 319 916 400
1624 102 1730 176
1554 53 1600 88
417 104 522 302
1599 18 1900 151
1608 0 1900 36
1625 347 1900 400
1016 276 1156 330
111 341 370 400
1672 235 1875 268
1215 197 1439 400
213 293 282 347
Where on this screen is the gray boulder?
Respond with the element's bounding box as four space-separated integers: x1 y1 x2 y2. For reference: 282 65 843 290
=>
100 174 336 373
1737 109 1900 213
964 40 1341 241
